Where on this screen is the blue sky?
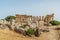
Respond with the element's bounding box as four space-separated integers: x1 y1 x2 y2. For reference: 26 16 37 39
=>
0 0 60 21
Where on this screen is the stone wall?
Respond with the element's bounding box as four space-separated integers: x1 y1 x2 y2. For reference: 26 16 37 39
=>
16 14 32 23
16 13 54 25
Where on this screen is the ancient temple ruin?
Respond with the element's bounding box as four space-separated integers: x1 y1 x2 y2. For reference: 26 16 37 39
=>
16 14 32 23
16 13 54 25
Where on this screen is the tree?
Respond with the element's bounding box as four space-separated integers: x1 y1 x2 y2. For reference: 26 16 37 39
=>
5 16 16 21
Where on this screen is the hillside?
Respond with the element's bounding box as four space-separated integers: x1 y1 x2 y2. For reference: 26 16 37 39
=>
0 26 59 40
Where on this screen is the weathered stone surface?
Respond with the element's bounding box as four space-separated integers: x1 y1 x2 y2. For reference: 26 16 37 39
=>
16 14 54 26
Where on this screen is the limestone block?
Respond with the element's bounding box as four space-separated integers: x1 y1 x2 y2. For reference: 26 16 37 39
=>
30 23 37 29
39 21 44 27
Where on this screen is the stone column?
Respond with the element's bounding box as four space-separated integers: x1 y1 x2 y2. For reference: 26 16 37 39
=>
39 16 41 21
42 16 44 21
52 13 54 20
28 17 30 21
52 17 54 20
44 16 48 23
32 16 35 22
35 16 37 21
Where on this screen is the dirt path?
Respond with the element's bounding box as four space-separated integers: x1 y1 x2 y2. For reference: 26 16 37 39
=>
35 29 58 40
56 30 60 40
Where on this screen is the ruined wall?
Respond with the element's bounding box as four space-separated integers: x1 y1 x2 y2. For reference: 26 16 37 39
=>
16 13 54 25
16 14 32 23
44 13 54 24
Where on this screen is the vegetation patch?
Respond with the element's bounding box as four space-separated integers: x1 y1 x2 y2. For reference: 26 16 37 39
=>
26 28 34 36
5 16 16 21
50 20 60 25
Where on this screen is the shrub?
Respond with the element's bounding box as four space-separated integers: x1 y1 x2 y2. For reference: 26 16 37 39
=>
26 28 34 36
5 16 16 21
50 20 60 25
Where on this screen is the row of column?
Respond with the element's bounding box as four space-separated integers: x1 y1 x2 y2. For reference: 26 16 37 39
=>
16 14 54 24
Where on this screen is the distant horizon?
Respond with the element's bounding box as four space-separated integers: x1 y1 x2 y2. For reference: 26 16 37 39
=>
1 13 57 21
0 0 60 21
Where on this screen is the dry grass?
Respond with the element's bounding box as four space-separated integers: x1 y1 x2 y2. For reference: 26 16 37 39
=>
0 26 59 40
0 29 36 40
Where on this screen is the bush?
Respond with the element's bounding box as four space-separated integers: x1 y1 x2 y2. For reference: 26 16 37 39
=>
5 16 16 21
26 28 34 36
50 20 60 25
